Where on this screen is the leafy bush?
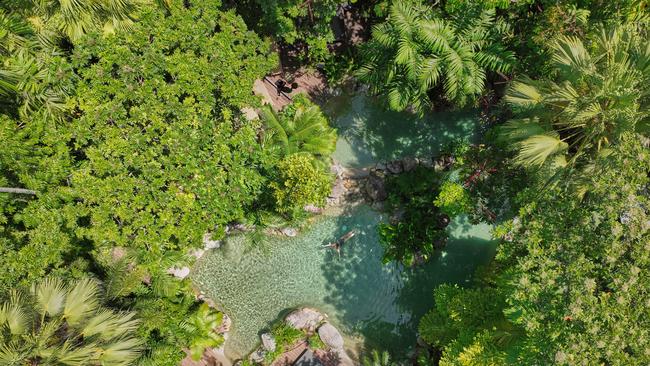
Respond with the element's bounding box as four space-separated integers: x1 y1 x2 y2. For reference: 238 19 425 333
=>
378 167 447 266
433 181 471 217
270 154 332 218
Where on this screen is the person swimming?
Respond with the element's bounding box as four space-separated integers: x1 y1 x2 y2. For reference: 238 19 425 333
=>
322 230 356 258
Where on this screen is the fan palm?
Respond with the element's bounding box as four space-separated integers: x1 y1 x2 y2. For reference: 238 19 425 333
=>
357 1 514 114
500 25 650 169
259 102 337 167
0 277 142 366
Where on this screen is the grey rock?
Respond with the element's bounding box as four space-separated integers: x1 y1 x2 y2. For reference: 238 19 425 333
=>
250 349 266 364
203 233 221 250
261 333 276 352
286 308 324 330
420 157 435 168
304 204 323 214
281 227 298 237
375 162 387 170
366 174 387 201
318 323 344 349
402 157 418 172
329 178 346 199
189 248 205 259
386 160 403 174
433 159 446 172
166 266 190 279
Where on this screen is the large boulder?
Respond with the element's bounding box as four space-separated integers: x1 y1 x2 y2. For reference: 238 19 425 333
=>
419 157 435 168
318 323 344 349
402 157 418 172
366 171 387 202
286 308 324 330
261 333 276 352
386 160 403 174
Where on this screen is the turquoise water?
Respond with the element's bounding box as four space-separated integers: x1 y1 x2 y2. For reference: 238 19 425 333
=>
327 94 480 168
192 206 494 359
191 94 495 359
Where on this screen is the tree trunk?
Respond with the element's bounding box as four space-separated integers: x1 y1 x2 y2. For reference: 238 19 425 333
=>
0 187 38 195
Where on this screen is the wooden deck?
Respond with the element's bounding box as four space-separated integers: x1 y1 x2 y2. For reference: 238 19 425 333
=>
270 341 309 366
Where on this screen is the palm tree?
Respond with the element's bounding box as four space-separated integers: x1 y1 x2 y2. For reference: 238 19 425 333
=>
0 277 142 365
259 101 337 167
26 0 140 43
0 9 71 120
357 1 514 114
362 350 395 366
500 25 650 169
181 303 224 361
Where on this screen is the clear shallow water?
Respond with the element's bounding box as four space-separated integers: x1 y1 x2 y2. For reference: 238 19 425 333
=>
326 94 481 168
192 94 494 359
192 206 494 359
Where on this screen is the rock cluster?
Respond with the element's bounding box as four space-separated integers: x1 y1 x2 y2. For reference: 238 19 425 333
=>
364 155 455 203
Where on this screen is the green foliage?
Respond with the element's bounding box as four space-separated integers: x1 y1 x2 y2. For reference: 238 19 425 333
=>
270 154 331 217
418 284 522 365
307 333 326 350
0 9 74 121
181 303 224 361
499 134 650 364
500 24 650 170
271 321 303 348
361 349 394 366
69 0 276 274
260 94 337 167
357 1 514 114
236 0 343 61
265 321 304 363
424 134 650 365
378 167 447 266
8 0 145 43
434 181 471 217
0 277 142 365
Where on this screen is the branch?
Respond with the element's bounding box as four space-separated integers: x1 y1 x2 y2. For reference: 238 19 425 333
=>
0 187 38 195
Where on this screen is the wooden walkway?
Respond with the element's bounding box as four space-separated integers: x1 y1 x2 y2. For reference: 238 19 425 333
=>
270 341 309 366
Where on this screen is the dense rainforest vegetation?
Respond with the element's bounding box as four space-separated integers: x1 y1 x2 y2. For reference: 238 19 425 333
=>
0 0 648 365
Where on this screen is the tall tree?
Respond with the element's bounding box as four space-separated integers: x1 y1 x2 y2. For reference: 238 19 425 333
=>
357 1 514 114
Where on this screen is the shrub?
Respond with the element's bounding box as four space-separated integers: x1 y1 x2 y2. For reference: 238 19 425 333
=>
434 181 472 217
270 154 332 217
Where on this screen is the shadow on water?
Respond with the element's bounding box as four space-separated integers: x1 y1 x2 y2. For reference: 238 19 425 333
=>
319 206 495 357
326 95 480 168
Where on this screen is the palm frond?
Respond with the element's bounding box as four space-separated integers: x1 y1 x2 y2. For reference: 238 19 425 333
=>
552 35 593 74
515 134 568 167
32 277 66 317
1 291 29 336
97 338 143 366
505 78 544 107
63 278 100 326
